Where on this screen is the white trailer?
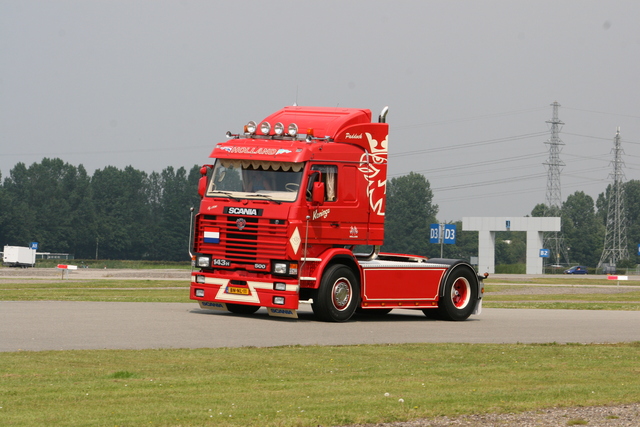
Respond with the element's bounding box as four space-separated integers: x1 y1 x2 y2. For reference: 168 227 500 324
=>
2 246 36 268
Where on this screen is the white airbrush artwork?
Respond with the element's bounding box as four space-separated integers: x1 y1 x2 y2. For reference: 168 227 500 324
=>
358 132 388 216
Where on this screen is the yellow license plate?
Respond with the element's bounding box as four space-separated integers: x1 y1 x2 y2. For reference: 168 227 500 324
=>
227 286 250 295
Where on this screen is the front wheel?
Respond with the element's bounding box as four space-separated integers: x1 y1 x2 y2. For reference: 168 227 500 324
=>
312 264 360 322
426 266 478 321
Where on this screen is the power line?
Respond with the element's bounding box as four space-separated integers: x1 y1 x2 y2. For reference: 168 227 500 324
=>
394 106 549 130
390 131 548 157
563 107 640 120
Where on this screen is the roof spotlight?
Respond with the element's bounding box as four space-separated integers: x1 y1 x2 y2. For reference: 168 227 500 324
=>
260 121 271 135
244 121 257 135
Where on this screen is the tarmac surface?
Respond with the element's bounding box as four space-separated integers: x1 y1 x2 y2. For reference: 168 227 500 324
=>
2 301 640 352
1 268 640 352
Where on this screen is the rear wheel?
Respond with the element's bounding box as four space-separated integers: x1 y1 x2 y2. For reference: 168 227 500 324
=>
312 264 360 322
424 266 478 321
226 303 260 315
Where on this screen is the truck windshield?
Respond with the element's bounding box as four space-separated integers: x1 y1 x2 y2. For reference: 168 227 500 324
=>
206 159 304 202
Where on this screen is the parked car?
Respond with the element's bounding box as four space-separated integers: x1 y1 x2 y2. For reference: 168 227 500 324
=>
564 265 588 275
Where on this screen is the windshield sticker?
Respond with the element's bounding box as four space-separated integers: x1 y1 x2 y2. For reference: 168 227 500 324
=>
220 146 291 156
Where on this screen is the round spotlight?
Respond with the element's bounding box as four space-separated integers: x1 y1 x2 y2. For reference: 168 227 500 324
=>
245 121 257 135
260 121 271 135
287 123 298 137
274 122 284 136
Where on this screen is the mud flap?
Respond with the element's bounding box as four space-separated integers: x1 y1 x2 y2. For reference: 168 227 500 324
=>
267 307 298 318
199 301 227 311
472 299 482 315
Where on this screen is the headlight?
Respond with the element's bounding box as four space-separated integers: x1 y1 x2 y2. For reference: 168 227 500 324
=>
273 296 285 305
195 288 205 297
197 256 210 268
274 282 287 291
273 262 288 274
274 122 284 135
272 261 298 276
195 275 205 284
260 121 271 135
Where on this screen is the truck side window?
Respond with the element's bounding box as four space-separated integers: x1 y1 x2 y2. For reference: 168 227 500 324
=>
310 165 337 202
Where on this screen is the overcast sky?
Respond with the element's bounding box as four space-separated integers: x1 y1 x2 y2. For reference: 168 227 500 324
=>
2 0 639 221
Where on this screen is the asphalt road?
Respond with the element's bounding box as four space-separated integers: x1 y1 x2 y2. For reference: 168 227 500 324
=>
2 301 640 352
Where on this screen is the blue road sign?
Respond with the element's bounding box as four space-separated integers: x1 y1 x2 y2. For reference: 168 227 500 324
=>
443 224 456 244
430 224 440 244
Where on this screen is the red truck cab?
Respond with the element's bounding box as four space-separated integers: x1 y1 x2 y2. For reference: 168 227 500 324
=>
190 106 484 321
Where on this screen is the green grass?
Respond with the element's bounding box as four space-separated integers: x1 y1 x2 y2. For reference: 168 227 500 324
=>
32 260 191 269
1 343 639 426
2 278 640 309
485 277 640 286
0 280 190 302
482 284 640 310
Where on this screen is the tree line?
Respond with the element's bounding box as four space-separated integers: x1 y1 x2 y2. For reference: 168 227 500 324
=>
1 159 638 267
0 158 201 261
382 172 640 268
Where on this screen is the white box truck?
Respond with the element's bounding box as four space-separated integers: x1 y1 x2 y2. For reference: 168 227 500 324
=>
2 246 36 268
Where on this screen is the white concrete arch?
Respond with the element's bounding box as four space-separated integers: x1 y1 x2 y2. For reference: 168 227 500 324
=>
462 217 561 275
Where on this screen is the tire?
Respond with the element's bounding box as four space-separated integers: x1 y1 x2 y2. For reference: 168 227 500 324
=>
312 264 360 322
226 303 260 315
427 266 478 321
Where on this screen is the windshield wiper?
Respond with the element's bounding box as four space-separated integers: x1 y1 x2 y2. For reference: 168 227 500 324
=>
246 193 282 204
210 191 241 201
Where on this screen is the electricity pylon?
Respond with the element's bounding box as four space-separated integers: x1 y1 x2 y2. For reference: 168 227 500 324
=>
598 127 629 271
542 101 570 267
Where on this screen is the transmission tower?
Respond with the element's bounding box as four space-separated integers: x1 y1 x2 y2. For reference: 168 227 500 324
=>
542 101 570 266
598 127 629 270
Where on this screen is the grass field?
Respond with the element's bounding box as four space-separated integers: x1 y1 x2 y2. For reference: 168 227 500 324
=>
1 274 639 426
2 343 640 426
2 276 640 310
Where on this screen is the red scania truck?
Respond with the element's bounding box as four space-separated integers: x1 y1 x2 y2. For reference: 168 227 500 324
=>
189 106 484 322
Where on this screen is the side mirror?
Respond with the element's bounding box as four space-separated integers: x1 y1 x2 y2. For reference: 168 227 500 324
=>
198 175 208 198
311 182 325 205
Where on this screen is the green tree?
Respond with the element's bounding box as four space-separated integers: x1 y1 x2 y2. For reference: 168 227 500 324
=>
1 159 94 255
561 191 603 267
441 220 478 262
382 172 438 256
622 180 640 265
153 166 199 261
91 166 151 259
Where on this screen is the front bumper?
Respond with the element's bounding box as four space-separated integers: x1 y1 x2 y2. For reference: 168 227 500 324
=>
190 270 300 310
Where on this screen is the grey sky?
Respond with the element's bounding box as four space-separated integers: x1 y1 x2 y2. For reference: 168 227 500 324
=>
2 0 639 221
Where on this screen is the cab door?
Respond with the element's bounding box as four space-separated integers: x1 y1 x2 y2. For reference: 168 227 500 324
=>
306 163 369 245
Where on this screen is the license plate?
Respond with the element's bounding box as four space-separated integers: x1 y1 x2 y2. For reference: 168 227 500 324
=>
227 286 250 295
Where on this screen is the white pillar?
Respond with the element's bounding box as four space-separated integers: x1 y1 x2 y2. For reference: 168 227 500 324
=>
478 230 495 274
526 230 545 274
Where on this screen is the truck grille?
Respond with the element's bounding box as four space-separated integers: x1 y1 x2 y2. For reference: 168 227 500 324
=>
195 214 288 264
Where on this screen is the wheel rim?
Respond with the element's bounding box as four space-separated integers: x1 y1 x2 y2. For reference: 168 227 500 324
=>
451 277 471 309
332 278 352 311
